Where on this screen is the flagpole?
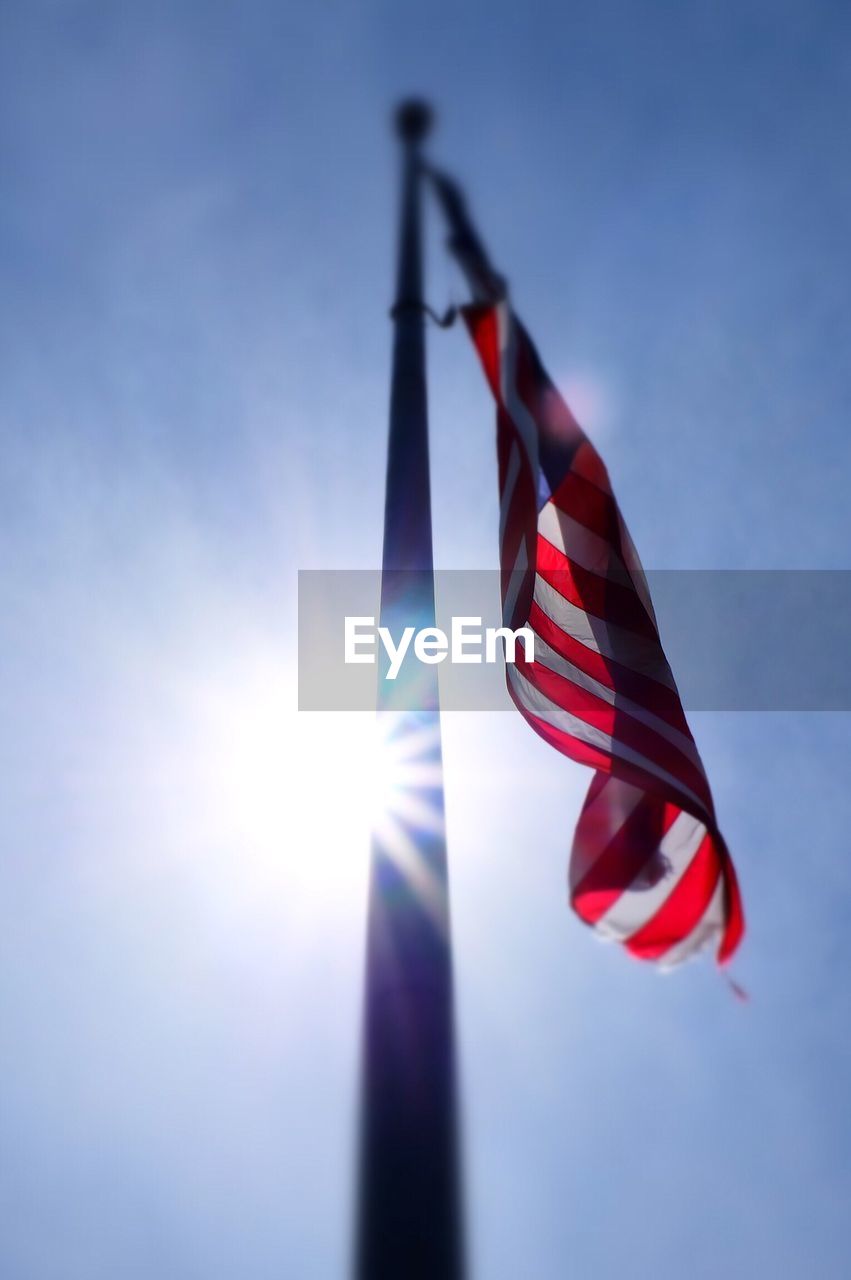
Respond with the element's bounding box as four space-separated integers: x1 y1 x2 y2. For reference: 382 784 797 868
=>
355 100 465 1280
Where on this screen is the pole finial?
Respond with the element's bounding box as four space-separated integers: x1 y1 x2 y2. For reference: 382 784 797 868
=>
394 98 434 144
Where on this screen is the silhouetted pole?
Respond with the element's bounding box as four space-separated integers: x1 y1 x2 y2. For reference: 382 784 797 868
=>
355 100 465 1280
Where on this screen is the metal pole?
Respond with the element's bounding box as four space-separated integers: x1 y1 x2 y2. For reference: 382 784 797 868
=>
355 100 465 1280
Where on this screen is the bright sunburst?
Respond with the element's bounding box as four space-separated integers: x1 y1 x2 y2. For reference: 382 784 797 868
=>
180 655 449 927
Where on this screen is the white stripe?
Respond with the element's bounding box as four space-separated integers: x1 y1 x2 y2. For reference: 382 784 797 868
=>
658 873 725 969
533 574 676 689
531 631 705 773
502 537 528 628
594 811 706 940
538 501 632 586
499 442 522 549
508 665 706 814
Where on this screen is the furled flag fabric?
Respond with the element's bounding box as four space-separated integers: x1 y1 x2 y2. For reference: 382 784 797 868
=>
430 168 744 966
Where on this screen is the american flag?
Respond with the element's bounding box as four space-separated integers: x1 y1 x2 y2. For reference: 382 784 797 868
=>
432 170 744 967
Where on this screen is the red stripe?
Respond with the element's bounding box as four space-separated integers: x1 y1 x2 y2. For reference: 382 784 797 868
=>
717 839 745 964
569 776 641 889
571 438 612 496
549 470 620 544
571 796 681 924
463 306 502 402
536 534 659 640
583 770 610 807
516 654 712 812
507 682 704 819
528 599 691 735
624 833 719 960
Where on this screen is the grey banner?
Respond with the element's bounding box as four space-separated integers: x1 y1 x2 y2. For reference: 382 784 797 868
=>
298 570 851 711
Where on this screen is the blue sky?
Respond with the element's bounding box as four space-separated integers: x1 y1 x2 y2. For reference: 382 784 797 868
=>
1 2 850 1277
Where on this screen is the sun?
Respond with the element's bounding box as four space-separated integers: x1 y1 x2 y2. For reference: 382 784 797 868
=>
178 654 448 927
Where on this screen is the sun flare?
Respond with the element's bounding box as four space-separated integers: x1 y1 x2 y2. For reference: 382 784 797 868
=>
181 658 447 923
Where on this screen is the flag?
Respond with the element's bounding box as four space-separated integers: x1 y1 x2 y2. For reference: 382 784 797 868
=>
430 168 744 967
